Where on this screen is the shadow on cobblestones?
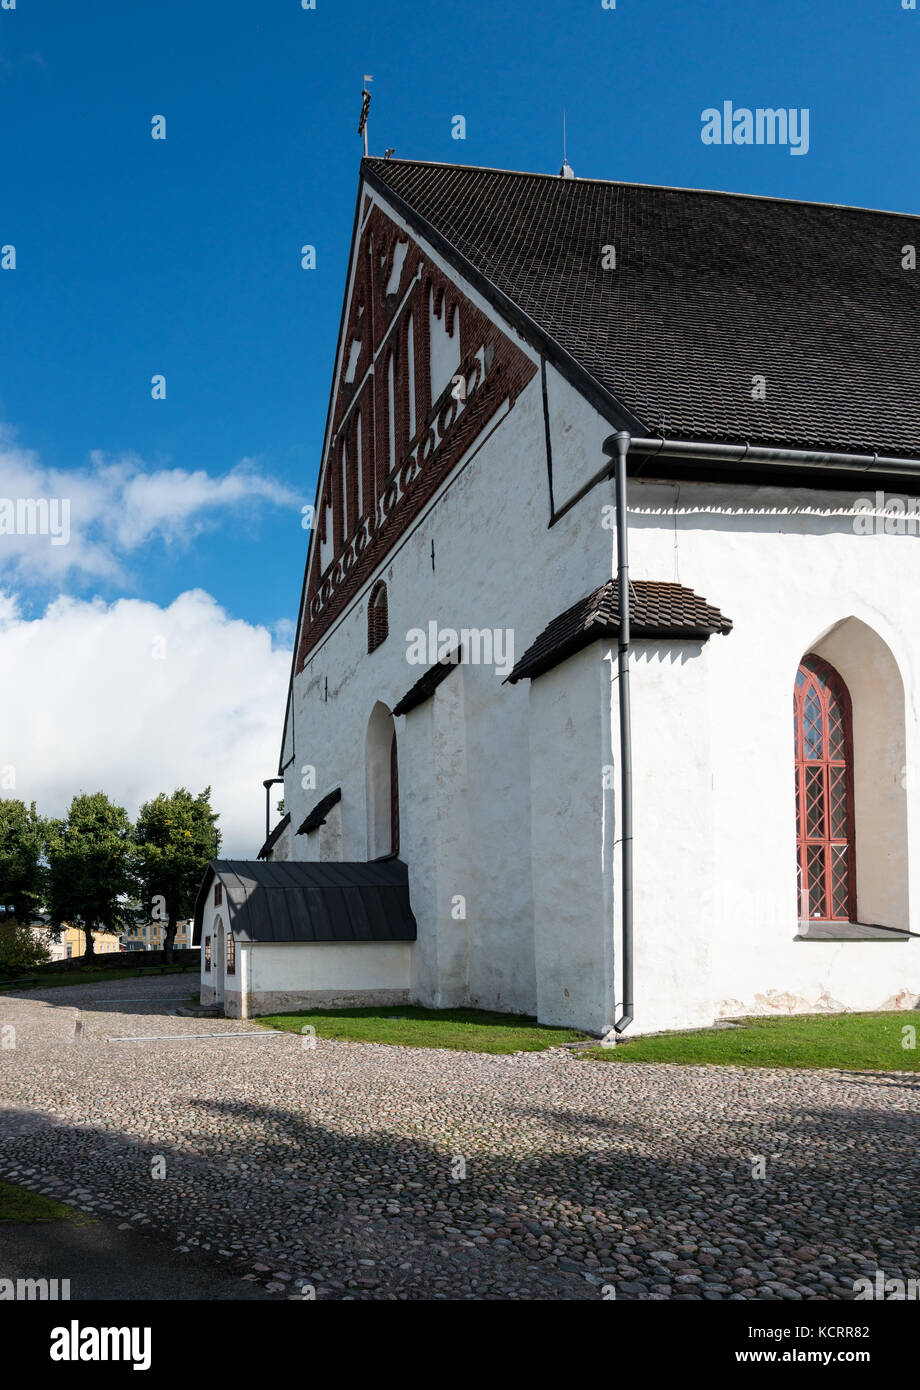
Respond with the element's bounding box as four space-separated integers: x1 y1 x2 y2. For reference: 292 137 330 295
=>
3 1076 917 1302
3 975 920 1301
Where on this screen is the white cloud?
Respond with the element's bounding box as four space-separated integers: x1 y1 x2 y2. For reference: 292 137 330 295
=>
0 588 292 857
0 431 300 588
90 452 298 551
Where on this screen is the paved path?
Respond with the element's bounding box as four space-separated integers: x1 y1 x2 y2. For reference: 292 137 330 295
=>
1 977 918 1300
1 1215 273 1301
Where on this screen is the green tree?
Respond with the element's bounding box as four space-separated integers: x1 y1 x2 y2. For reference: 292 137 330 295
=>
133 788 221 963
0 920 51 975
0 799 45 923
45 792 135 960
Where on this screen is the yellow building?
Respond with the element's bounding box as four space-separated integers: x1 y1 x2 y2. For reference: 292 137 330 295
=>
121 919 194 952
37 925 122 961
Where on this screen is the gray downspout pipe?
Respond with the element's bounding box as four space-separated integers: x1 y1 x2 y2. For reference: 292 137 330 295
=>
263 777 283 843
608 431 634 1034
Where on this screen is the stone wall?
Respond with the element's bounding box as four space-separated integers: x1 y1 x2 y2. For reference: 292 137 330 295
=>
15 947 200 977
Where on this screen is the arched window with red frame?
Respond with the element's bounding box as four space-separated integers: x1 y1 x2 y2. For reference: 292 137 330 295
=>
794 654 856 922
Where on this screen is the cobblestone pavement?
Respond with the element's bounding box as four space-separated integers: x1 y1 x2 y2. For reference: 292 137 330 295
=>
0 977 918 1300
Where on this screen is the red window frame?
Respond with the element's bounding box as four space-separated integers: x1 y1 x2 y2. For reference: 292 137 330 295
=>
794 654 856 922
226 932 236 976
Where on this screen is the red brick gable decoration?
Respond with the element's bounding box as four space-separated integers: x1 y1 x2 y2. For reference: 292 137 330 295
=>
297 203 537 671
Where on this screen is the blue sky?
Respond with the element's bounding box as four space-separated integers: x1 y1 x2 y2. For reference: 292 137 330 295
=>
1 0 918 848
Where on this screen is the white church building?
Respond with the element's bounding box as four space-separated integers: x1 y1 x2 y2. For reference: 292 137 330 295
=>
197 156 920 1035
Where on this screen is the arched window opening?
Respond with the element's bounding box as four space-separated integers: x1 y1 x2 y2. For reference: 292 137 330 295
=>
341 440 349 539
368 581 388 653
355 412 363 518
387 351 397 474
794 654 856 921
204 935 211 972
320 498 334 572
429 284 460 404
406 314 416 441
390 728 400 856
366 701 399 860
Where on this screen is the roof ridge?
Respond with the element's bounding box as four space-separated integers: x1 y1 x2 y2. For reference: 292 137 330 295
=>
362 156 920 220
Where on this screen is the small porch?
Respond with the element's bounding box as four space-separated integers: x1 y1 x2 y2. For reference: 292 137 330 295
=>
193 858 416 1018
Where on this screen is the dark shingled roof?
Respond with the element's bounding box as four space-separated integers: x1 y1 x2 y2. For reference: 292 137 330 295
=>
392 648 462 717
192 858 417 946
507 580 732 684
297 787 342 836
364 158 920 459
257 811 291 861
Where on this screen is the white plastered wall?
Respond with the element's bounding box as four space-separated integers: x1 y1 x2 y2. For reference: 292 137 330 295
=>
628 478 920 1024
283 262 612 1020
529 645 617 1034
238 940 413 1017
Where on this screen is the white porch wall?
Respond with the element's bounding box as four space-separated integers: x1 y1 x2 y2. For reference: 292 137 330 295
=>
217 941 412 1018
248 941 412 993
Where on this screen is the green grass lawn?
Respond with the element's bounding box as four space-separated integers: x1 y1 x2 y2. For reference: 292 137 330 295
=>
257 1005 588 1054
0 1181 76 1223
0 963 195 992
580 1011 920 1070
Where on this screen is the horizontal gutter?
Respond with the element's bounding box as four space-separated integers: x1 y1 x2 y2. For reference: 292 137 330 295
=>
553 436 920 523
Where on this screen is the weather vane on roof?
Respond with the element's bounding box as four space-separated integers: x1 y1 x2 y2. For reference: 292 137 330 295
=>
359 76 373 157
560 109 575 178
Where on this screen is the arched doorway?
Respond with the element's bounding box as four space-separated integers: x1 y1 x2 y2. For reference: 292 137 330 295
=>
213 914 225 1005
390 729 399 856
366 702 400 859
794 654 855 921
